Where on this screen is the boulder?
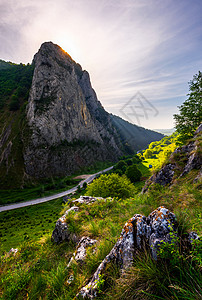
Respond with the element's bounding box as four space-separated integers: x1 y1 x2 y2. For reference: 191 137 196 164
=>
51 206 79 243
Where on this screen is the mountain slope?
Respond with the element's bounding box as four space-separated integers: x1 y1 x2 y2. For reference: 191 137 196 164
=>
110 114 163 153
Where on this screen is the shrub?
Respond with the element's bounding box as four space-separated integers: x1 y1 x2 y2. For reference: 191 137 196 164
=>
125 164 142 183
85 173 135 199
114 160 127 173
82 182 87 189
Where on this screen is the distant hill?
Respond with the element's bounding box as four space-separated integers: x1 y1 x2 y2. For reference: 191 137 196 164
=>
0 42 164 188
110 114 163 153
153 128 175 135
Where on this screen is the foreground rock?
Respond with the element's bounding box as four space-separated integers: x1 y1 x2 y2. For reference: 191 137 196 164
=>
52 196 103 244
77 206 198 299
67 236 97 267
51 206 79 243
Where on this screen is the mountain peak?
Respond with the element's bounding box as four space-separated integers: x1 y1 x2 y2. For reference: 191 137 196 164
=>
33 41 73 64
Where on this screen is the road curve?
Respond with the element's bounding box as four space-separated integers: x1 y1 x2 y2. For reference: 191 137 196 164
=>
0 166 113 212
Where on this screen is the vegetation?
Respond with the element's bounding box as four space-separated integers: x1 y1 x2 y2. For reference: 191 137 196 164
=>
125 164 142 183
140 132 178 171
0 62 34 110
85 173 135 199
174 71 202 144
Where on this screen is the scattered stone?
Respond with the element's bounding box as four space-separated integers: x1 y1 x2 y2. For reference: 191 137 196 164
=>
51 206 79 243
72 196 103 205
147 206 177 259
195 123 202 134
67 236 97 267
8 248 18 256
154 164 175 186
67 275 74 285
188 231 200 244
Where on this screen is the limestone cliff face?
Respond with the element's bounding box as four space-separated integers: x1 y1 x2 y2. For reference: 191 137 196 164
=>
24 42 122 178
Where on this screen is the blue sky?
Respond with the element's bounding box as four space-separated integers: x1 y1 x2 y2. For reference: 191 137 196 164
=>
0 0 201 129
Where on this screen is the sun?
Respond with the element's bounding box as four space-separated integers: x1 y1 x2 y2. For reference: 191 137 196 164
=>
56 37 80 62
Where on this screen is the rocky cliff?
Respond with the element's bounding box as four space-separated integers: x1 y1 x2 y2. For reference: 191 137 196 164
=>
24 42 123 178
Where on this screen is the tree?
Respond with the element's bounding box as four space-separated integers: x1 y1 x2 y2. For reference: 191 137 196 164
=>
113 160 127 175
85 173 135 199
125 164 142 183
174 71 202 143
143 149 153 159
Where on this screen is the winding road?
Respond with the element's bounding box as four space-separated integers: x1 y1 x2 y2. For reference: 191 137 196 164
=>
0 166 113 212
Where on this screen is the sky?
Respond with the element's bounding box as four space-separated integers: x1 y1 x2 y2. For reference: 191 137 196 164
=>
0 0 202 129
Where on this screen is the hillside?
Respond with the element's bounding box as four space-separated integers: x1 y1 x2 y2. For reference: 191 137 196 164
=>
110 114 163 153
0 126 201 299
0 42 163 189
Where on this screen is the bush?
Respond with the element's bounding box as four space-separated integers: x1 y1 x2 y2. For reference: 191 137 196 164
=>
82 182 87 189
125 164 142 183
114 160 127 173
85 173 135 199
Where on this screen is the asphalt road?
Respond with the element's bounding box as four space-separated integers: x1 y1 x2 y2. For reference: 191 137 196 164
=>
0 166 113 212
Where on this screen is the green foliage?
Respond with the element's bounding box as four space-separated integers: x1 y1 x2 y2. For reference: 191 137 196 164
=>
113 160 127 175
0 62 34 110
107 240 202 300
143 148 153 159
174 71 202 144
141 132 178 171
82 182 87 189
125 164 142 183
85 173 135 199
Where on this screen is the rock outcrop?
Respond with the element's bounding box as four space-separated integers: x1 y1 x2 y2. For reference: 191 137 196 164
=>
78 206 192 299
51 206 79 243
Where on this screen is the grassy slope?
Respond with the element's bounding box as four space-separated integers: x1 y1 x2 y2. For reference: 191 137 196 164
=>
0 136 201 299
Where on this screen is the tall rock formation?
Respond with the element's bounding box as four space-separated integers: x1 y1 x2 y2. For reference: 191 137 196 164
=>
24 42 122 178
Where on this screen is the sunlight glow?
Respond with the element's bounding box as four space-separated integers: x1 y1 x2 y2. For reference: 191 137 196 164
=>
56 37 80 63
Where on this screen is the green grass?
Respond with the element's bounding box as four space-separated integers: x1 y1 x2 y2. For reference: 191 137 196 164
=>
0 198 63 254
